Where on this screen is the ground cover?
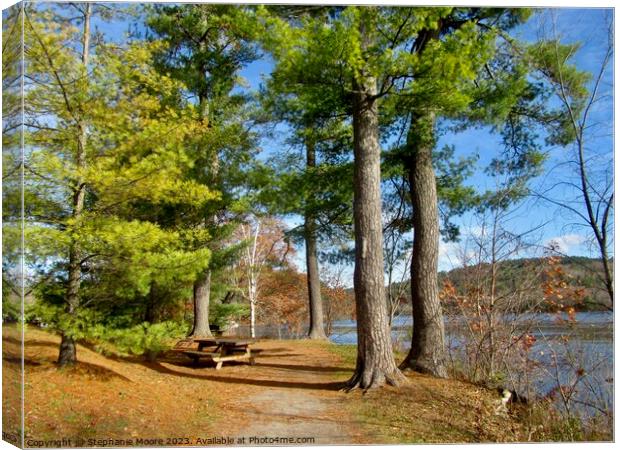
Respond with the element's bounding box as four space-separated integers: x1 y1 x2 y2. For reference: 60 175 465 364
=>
3 325 527 446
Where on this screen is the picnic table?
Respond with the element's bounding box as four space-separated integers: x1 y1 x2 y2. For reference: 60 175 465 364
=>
174 337 258 370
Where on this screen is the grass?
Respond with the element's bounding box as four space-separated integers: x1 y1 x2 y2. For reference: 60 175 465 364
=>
521 400 613 441
323 343 357 368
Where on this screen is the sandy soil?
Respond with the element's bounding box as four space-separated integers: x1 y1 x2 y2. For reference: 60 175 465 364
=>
216 341 360 445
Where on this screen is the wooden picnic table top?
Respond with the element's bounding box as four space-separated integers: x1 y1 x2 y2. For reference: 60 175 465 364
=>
192 337 258 346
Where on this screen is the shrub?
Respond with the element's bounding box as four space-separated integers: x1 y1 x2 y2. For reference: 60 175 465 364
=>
93 321 188 361
2 296 21 322
210 303 249 330
26 300 187 360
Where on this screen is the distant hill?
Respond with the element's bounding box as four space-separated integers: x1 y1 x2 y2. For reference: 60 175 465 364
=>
386 256 612 313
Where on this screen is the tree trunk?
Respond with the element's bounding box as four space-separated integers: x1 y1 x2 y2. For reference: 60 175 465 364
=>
305 224 327 339
190 94 216 338
249 301 256 338
400 111 448 378
305 140 327 340
58 3 91 367
346 17 405 389
190 271 213 337
249 278 257 338
58 333 77 367
145 282 160 324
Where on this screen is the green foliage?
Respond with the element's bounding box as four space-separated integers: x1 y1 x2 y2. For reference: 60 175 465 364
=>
26 299 187 360
526 40 591 146
20 4 225 361
144 4 268 341
2 294 21 323
256 7 358 253
95 321 189 360
210 303 249 329
26 301 103 340
147 4 259 104
433 146 479 240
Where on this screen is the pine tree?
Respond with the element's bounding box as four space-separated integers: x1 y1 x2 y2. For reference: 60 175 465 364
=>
259 6 354 339
146 3 259 337
24 3 214 365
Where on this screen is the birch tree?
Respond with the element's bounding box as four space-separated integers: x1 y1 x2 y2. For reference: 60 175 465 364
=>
236 216 290 337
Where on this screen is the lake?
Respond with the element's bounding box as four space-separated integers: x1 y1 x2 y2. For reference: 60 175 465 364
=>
329 312 613 419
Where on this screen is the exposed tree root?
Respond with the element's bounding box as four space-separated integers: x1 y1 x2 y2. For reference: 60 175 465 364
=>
399 356 448 379
343 366 408 391
308 329 328 340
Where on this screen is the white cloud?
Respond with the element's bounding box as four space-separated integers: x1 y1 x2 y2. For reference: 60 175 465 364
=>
544 234 587 254
438 240 463 271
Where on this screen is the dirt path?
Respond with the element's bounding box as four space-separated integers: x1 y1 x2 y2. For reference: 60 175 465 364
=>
151 340 361 445
217 341 356 445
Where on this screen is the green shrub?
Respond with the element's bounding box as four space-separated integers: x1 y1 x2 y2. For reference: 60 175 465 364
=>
93 321 188 361
25 302 104 338
211 303 249 329
2 296 21 322
26 300 187 360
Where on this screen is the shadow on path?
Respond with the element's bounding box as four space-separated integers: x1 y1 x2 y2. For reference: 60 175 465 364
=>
145 361 346 391
253 362 350 373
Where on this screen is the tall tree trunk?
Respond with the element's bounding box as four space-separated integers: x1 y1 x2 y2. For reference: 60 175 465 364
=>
305 140 327 339
191 271 213 337
400 111 448 378
145 282 159 324
190 94 215 338
346 15 405 389
58 3 91 367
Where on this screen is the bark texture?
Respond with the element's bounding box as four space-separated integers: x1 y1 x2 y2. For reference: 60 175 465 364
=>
190 271 214 337
145 282 158 323
346 19 405 388
305 141 327 340
58 3 91 367
400 112 448 378
190 94 216 338
58 333 77 367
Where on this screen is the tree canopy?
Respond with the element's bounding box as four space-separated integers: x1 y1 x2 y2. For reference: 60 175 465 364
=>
3 3 612 388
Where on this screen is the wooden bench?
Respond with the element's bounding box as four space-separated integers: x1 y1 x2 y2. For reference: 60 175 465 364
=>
173 337 258 370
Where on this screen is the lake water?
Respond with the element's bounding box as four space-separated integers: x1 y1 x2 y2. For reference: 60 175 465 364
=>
329 312 614 419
